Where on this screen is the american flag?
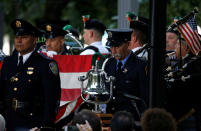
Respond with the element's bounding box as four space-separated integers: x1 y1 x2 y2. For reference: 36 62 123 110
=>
53 55 92 123
0 55 92 124
177 15 201 55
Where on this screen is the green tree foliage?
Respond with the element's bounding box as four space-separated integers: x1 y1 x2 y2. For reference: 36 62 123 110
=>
1 0 117 35
138 0 201 26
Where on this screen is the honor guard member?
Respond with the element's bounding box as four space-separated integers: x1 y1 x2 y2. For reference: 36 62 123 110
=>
104 29 148 129
165 29 180 68
129 15 149 61
80 19 109 55
166 28 179 53
0 19 61 130
39 24 69 57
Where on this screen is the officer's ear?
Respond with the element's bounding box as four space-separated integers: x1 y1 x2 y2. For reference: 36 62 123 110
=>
89 30 94 38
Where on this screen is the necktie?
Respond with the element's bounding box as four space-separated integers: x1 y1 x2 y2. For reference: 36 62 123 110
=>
18 56 23 71
117 61 122 72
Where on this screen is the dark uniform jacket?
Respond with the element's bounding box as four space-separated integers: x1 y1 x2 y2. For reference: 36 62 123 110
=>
104 52 148 121
0 50 61 129
164 53 201 121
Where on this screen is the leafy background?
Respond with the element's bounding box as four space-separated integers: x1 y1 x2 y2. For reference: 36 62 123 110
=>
0 0 201 51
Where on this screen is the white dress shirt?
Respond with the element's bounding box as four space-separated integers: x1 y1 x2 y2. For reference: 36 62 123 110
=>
132 47 148 61
18 51 33 65
80 41 109 55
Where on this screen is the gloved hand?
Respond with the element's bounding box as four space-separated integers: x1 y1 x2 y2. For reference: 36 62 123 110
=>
46 51 57 58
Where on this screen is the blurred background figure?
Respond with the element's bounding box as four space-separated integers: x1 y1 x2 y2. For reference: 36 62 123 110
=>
165 29 180 67
63 24 80 40
166 28 179 53
0 114 5 131
110 111 136 131
69 109 102 131
141 108 177 131
80 19 109 55
63 24 83 55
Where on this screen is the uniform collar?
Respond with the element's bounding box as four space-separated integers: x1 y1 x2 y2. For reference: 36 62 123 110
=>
117 51 132 69
18 51 33 64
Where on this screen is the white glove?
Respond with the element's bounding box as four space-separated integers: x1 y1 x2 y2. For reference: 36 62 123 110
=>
46 51 57 58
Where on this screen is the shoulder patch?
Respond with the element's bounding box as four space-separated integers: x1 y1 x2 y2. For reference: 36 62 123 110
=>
49 62 59 76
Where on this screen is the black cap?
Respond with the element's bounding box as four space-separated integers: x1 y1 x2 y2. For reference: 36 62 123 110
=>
129 16 149 35
42 24 67 39
166 28 180 36
11 19 41 37
84 19 106 35
106 28 133 47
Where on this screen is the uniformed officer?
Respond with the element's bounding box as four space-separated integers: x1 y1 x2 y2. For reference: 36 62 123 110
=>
80 19 109 55
129 16 149 61
40 24 69 56
103 28 148 127
0 19 61 130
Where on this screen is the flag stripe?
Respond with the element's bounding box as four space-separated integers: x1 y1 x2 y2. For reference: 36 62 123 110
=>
178 25 196 53
55 96 83 123
53 55 92 72
60 72 87 89
61 88 81 101
52 55 93 123
180 24 197 53
177 16 201 55
185 24 200 51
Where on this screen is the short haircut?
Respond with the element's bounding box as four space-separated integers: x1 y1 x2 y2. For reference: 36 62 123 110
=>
71 109 101 131
133 29 148 45
110 111 136 131
141 108 176 131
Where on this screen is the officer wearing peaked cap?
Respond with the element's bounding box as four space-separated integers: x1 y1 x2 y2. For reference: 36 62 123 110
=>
0 19 61 130
104 28 148 130
39 23 69 56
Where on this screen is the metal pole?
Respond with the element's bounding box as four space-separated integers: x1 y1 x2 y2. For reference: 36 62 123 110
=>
149 0 166 107
118 0 138 28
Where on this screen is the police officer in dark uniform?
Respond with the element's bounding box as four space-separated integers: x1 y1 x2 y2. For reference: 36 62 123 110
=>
39 24 69 56
103 29 148 129
0 19 61 130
